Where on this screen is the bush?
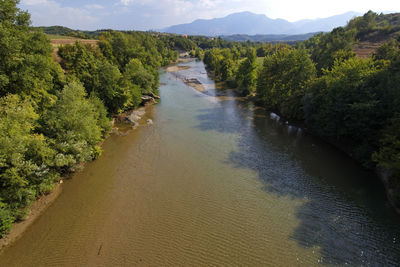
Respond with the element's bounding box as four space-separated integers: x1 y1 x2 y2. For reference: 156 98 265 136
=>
0 203 13 237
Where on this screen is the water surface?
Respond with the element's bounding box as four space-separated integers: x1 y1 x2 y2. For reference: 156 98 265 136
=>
0 60 399 266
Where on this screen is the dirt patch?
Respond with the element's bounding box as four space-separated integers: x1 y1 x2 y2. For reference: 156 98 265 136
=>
178 58 193 63
166 65 191 72
50 39 98 47
52 47 61 63
353 42 383 59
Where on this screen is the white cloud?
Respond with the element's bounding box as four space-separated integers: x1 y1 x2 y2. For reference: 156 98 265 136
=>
20 0 400 30
21 0 99 29
120 0 132 6
22 0 49 4
249 0 400 21
119 0 155 6
84 4 104 10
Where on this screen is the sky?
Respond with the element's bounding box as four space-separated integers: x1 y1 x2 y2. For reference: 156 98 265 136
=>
19 0 400 31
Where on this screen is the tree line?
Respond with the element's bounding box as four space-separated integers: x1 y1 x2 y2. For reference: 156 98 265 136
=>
201 11 400 208
0 0 179 235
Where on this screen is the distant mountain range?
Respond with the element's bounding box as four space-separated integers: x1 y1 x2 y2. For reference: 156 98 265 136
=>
161 11 361 36
221 32 320 43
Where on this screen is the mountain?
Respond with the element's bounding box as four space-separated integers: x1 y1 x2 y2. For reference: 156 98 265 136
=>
221 32 320 43
293 12 362 33
161 11 361 36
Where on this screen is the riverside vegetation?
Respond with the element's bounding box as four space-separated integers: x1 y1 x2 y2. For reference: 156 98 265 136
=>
200 11 400 210
1 0 400 238
0 0 180 236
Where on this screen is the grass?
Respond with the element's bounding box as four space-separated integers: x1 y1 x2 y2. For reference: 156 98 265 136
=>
45 34 98 47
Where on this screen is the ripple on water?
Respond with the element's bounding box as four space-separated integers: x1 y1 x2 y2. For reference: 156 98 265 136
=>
0 60 399 266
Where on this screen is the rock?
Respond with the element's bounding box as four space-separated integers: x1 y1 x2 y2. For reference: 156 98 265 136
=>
125 109 145 124
184 78 201 84
126 115 140 124
146 119 153 125
141 96 156 105
145 92 161 99
111 127 120 134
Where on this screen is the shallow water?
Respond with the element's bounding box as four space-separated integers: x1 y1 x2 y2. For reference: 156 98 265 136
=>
0 60 399 266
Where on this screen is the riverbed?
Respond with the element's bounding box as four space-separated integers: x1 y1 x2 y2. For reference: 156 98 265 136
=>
0 59 399 266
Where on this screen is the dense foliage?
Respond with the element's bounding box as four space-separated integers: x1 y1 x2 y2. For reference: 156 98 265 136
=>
257 48 316 120
201 11 400 207
1 2 400 236
0 1 178 236
347 11 400 41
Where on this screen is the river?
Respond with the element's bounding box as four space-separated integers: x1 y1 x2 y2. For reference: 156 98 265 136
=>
0 59 399 266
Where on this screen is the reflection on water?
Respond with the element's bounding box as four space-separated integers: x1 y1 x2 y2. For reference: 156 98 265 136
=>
196 97 400 266
0 60 399 266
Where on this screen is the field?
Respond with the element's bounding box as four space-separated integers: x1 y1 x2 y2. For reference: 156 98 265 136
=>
353 42 383 59
46 34 98 63
46 34 98 47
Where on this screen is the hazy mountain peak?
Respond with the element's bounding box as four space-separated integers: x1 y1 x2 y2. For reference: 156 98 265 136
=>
162 11 362 36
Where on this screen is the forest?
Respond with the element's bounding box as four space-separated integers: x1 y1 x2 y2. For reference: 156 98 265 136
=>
200 11 400 209
0 0 179 235
1 0 400 237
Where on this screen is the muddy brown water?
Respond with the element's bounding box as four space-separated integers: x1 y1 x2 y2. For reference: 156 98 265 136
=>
0 60 399 266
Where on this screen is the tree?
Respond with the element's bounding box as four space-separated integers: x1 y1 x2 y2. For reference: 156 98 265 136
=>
311 27 356 72
58 43 141 113
373 114 400 202
0 0 30 26
373 39 400 61
236 48 257 95
41 82 106 170
0 95 57 231
303 57 385 163
0 0 180 237
347 10 378 38
124 58 155 94
0 1 65 111
257 48 316 120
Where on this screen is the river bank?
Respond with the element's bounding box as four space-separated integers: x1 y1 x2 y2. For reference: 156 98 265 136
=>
0 181 63 251
0 58 399 266
0 95 159 252
185 58 400 214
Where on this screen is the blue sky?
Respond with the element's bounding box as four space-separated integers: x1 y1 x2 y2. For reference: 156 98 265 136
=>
20 0 400 30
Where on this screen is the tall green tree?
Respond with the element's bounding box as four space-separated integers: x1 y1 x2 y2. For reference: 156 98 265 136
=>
310 27 356 72
0 95 57 231
41 82 107 170
236 48 257 95
257 48 316 120
0 0 65 111
303 57 384 163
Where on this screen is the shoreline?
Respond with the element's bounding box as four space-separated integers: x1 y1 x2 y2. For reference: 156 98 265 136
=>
200 60 400 214
0 181 63 252
165 65 190 72
0 100 157 252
